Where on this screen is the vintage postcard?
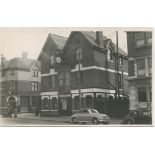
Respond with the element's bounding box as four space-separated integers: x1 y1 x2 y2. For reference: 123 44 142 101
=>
0 27 152 126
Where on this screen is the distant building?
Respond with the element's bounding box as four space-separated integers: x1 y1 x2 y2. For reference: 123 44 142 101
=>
38 31 129 116
0 52 41 112
126 31 152 113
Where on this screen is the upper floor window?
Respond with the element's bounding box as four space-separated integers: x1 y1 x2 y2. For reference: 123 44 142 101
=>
119 57 123 65
118 73 122 89
146 32 152 44
107 49 113 61
59 72 64 87
76 48 83 61
32 82 39 91
51 55 55 66
135 32 145 46
32 69 39 77
65 71 70 86
10 81 16 91
51 75 56 88
128 60 135 77
137 58 145 76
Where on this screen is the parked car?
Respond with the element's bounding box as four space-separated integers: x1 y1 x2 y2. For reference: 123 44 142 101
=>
0 107 13 118
121 111 152 125
71 109 110 124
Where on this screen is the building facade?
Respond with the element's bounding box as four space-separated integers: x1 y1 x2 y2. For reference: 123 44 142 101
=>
0 52 41 113
38 31 129 116
126 31 152 114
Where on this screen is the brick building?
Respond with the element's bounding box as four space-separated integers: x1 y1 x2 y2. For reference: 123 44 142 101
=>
126 31 152 114
38 31 129 116
0 52 41 112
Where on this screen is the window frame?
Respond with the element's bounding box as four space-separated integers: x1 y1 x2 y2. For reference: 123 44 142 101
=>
136 58 146 76
32 81 39 91
32 69 39 77
135 32 145 47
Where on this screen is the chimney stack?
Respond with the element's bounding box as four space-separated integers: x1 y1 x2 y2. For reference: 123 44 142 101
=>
96 31 104 47
22 52 28 59
1 54 6 66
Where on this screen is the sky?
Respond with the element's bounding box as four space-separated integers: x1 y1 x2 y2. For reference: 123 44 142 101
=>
0 27 152 60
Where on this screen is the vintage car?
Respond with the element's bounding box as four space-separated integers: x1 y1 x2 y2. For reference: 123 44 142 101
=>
121 111 152 125
71 109 110 124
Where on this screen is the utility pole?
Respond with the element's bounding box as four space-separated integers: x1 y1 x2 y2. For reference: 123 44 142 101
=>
116 31 119 100
78 51 82 109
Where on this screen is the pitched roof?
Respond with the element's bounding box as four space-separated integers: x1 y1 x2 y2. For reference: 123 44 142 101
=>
81 31 127 57
50 33 67 50
38 33 67 60
2 57 40 71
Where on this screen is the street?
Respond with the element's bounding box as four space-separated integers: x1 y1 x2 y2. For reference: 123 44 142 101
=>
0 115 123 126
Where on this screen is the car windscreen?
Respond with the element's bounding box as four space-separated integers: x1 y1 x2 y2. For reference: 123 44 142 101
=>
90 109 98 113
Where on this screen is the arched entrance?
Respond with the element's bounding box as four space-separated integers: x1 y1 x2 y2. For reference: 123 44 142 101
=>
7 96 17 109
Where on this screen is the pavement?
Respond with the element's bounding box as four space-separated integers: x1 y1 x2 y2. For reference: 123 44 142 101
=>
16 113 123 124
17 113 71 122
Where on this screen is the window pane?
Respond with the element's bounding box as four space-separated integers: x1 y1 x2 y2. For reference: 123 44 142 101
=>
148 57 152 75
138 88 147 102
135 32 145 46
65 72 70 86
59 73 64 86
51 76 56 88
128 60 135 76
137 59 145 76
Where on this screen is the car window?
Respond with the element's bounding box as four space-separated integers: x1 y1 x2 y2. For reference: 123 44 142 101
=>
82 110 89 113
90 109 98 113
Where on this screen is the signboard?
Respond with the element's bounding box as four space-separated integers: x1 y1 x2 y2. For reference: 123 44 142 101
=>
139 102 148 109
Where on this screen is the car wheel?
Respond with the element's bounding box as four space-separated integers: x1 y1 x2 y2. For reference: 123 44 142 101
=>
72 117 77 124
92 118 99 124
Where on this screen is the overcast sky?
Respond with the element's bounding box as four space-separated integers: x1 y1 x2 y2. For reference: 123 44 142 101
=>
0 27 152 60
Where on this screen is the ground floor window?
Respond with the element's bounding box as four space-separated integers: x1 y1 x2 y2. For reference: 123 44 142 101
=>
42 98 49 110
72 96 80 110
85 95 93 108
50 97 58 110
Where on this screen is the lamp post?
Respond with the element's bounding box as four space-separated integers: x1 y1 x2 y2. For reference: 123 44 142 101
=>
76 48 82 109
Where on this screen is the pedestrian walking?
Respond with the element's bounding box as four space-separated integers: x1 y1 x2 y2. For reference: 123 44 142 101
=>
35 107 39 117
14 107 17 118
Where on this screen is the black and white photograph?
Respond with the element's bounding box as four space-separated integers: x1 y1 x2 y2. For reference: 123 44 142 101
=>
0 27 152 126
0 1 154 155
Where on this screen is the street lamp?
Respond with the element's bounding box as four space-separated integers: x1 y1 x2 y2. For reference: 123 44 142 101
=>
76 48 82 109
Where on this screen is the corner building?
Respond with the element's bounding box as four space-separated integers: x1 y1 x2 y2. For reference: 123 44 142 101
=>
0 53 41 113
38 31 128 116
126 31 152 114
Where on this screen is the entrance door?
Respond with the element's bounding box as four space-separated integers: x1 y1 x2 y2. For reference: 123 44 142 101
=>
20 96 30 112
8 96 16 109
59 97 72 116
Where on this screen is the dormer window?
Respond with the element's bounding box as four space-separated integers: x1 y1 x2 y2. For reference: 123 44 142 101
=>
107 49 113 61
